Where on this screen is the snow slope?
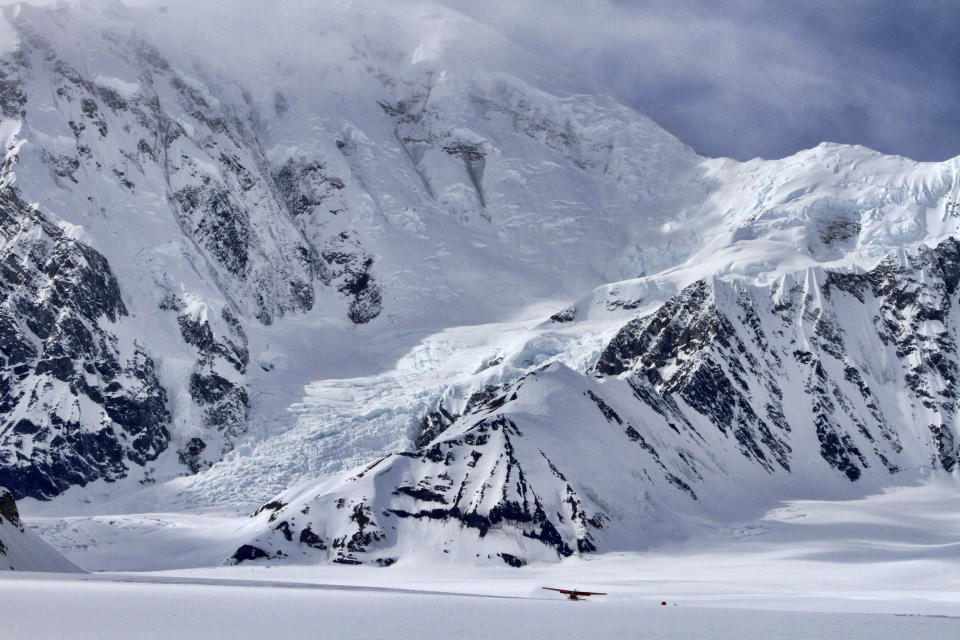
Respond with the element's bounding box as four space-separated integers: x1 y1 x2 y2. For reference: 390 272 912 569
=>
0 487 81 571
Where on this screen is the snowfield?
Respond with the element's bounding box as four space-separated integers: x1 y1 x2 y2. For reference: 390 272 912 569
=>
0 573 956 640
5 480 958 638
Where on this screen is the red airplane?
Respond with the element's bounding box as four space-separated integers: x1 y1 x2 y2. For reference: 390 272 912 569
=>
542 587 607 601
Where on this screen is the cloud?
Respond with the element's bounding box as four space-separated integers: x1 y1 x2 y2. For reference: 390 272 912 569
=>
440 0 960 161
6 0 955 161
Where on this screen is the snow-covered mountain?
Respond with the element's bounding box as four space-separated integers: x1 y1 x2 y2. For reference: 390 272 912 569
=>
1 1 958 567
0 0 710 501
234 239 960 566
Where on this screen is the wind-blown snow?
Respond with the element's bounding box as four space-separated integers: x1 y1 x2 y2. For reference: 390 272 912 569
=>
0 9 17 58
92 75 140 99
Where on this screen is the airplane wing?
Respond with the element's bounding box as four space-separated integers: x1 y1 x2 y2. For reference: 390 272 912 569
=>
576 591 607 596
542 587 574 594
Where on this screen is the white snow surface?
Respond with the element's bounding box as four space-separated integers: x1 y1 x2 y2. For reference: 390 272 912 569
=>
0 8 17 58
0 488 81 572
9 481 960 638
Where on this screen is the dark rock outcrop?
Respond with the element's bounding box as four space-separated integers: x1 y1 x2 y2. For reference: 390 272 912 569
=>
0 188 171 499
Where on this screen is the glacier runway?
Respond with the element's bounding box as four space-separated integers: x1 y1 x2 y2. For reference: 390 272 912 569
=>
0 568 957 640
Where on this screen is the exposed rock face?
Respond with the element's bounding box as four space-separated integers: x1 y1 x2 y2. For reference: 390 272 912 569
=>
0 487 20 530
320 232 382 325
0 186 171 499
168 297 250 470
0 5 386 496
0 486 23 559
1 486 82 571
594 240 960 482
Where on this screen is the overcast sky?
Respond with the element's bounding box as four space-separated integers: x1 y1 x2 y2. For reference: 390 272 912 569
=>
3 0 956 161
443 0 960 161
